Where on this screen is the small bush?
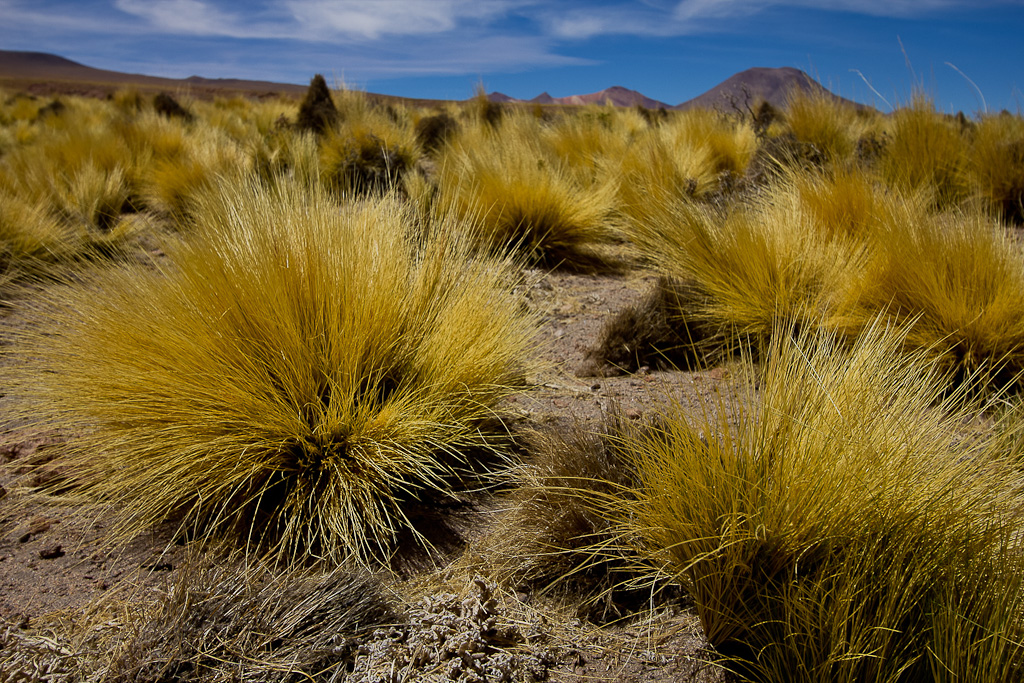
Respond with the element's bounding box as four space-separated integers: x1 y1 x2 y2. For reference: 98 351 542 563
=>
578 277 714 376
295 74 339 135
319 124 414 196
413 111 459 154
479 422 671 621
626 185 858 349
469 86 502 128
848 200 1024 388
965 112 1024 224
881 96 967 207
781 89 867 166
153 92 193 122
109 553 394 681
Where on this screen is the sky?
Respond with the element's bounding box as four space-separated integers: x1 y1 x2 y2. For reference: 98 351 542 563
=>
1 0 1022 114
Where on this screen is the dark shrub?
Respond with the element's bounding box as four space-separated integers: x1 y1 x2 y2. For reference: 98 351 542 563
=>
296 74 339 135
153 92 193 122
414 112 459 154
578 277 714 377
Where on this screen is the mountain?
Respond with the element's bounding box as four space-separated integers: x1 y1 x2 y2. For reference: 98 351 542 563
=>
0 50 860 114
674 66 862 112
492 85 670 109
0 49 306 99
485 91 519 103
548 86 669 109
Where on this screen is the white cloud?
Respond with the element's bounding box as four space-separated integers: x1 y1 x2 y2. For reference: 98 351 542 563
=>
672 0 987 22
113 0 255 37
283 0 527 40
545 0 1013 39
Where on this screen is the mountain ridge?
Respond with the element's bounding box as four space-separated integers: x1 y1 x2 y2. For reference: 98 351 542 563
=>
0 50 861 111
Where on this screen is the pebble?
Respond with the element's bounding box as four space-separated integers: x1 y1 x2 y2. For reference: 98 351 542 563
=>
39 544 64 560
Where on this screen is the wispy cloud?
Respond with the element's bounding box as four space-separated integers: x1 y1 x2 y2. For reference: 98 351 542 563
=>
111 0 540 41
284 0 529 40
672 0 974 22
542 0 1014 38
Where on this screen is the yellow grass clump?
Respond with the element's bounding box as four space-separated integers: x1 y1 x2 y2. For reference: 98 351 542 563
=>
626 176 861 348
618 109 756 209
8 178 537 565
964 111 1024 224
847 200 1024 386
780 89 871 166
607 322 1024 681
881 96 968 207
436 121 620 268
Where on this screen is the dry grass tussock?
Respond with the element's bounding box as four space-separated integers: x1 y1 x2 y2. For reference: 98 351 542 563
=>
616 109 756 231
778 89 873 166
107 553 396 682
603 321 1024 681
435 117 621 268
626 174 861 348
474 423 663 622
6 177 537 565
964 112 1024 224
881 96 969 208
1 551 395 683
628 161 1024 390
844 199 1024 387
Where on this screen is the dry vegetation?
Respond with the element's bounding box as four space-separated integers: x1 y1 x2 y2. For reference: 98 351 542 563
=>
2 78 1024 682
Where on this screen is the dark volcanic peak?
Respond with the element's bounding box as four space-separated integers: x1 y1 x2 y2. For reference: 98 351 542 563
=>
675 66 858 111
529 91 555 104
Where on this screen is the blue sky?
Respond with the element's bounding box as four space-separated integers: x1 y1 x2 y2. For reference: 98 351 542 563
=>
1 0 1022 114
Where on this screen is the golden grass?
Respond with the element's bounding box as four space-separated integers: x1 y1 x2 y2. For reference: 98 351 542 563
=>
626 179 860 347
436 121 620 268
881 96 968 207
319 118 418 196
618 110 755 214
606 322 1024 681
964 112 1024 223
8 177 536 565
781 89 870 165
847 200 1024 386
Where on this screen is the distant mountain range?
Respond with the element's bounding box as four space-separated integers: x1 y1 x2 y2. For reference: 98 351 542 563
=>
488 67 861 112
0 49 861 112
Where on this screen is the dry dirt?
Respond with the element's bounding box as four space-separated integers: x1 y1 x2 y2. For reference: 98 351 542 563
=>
0 261 735 682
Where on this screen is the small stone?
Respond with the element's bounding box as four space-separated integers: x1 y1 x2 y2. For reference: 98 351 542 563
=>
18 517 52 543
625 408 642 420
39 543 64 560
590 382 601 391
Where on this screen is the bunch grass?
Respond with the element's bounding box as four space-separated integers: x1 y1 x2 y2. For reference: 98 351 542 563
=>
436 121 619 268
881 96 968 208
8 177 536 565
847 200 1024 387
607 321 1024 681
